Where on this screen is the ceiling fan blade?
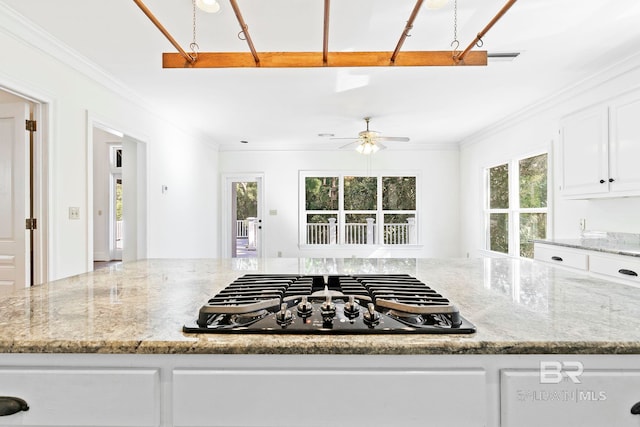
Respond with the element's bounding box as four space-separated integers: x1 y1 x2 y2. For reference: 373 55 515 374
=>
330 137 359 140
376 141 387 150
339 141 362 149
376 136 410 142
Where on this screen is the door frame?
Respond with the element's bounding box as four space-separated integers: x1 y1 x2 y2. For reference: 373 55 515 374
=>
87 112 148 270
0 83 50 286
221 173 265 258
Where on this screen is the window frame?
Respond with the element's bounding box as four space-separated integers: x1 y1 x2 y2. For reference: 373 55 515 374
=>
483 150 550 258
299 171 420 247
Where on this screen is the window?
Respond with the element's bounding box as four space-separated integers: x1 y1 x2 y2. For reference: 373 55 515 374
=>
485 153 548 258
302 173 417 245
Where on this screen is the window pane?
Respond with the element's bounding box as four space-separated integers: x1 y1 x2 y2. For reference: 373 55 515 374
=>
520 213 547 258
235 182 257 220
344 176 376 210
305 177 338 210
306 214 337 244
489 213 509 253
489 164 509 209
383 177 416 210
520 153 548 208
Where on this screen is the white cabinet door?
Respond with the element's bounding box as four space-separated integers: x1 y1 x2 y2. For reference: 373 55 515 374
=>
501 369 640 427
609 91 640 195
559 104 609 197
533 243 588 270
0 368 159 427
589 253 640 285
173 368 487 427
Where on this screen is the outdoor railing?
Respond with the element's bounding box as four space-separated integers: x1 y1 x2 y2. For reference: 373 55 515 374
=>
236 220 249 238
305 218 415 245
383 223 409 245
116 220 123 249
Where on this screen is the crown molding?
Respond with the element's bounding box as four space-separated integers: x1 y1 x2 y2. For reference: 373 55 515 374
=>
459 51 640 148
218 140 459 153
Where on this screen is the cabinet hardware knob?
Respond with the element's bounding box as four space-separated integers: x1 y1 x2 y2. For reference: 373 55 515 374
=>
618 269 638 277
631 401 640 415
609 178 615 182
551 256 563 262
599 179 606 184
0 396 29 416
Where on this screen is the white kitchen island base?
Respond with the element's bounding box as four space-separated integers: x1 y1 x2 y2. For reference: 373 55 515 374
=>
2 353 640 427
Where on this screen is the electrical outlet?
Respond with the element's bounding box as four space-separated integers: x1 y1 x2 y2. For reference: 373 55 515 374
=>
69 207 80 220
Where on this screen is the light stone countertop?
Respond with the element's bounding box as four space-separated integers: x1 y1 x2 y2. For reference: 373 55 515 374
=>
2 257 640 355
535 232 640 257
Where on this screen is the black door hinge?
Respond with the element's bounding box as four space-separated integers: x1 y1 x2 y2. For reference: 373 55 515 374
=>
25 218 37 230
25 120 37 132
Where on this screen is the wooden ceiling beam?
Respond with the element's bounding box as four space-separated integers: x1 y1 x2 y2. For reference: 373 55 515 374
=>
163 50 487 68
132 0 194 63
391 0 424 64
229 0 260 66
457 0 518 62
323 0 330 66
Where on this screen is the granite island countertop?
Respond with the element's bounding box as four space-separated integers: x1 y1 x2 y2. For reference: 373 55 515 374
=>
2 257 640 355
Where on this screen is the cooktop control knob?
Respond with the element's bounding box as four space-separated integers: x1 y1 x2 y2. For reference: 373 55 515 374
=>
343 295 360 319
296 296 313 317
320 294 336 322
275 303 293 326
363 303 380 327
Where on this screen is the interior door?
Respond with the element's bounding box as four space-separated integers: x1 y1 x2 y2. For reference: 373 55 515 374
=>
0 103 30 289
226 175 263 258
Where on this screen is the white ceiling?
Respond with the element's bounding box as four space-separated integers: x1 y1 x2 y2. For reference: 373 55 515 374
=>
2 0 640 151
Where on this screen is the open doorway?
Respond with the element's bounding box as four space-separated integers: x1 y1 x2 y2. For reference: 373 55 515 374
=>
91 122 147 270
92 128 123 269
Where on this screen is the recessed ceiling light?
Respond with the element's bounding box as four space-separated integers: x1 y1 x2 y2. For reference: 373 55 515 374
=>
318 133 335 137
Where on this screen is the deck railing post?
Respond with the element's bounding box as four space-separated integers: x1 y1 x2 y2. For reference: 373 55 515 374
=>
408 217 417 244
328 218 337 244
366 218 375 244
247 217 257 249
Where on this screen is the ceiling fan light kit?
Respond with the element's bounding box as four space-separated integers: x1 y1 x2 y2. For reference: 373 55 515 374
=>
334 118 408 155
356 141 381 155
134 0 519 68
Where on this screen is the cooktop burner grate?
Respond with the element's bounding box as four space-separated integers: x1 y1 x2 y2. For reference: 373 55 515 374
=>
184 274 476 334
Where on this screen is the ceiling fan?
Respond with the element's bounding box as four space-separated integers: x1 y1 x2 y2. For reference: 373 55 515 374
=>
332 117 410 154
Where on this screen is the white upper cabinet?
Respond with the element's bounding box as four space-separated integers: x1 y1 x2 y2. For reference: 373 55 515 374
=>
559 104 609 197
609 91 640 194
559 89 640 198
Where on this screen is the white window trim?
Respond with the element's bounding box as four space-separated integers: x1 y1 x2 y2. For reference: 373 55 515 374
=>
299 170 420 247
483 150 550 258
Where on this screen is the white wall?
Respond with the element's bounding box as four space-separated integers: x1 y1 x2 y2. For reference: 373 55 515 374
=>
0 19 219 280
460 57 640 258
219 148 461 258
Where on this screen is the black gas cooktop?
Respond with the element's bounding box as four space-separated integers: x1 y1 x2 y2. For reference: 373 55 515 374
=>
183 274 476 334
